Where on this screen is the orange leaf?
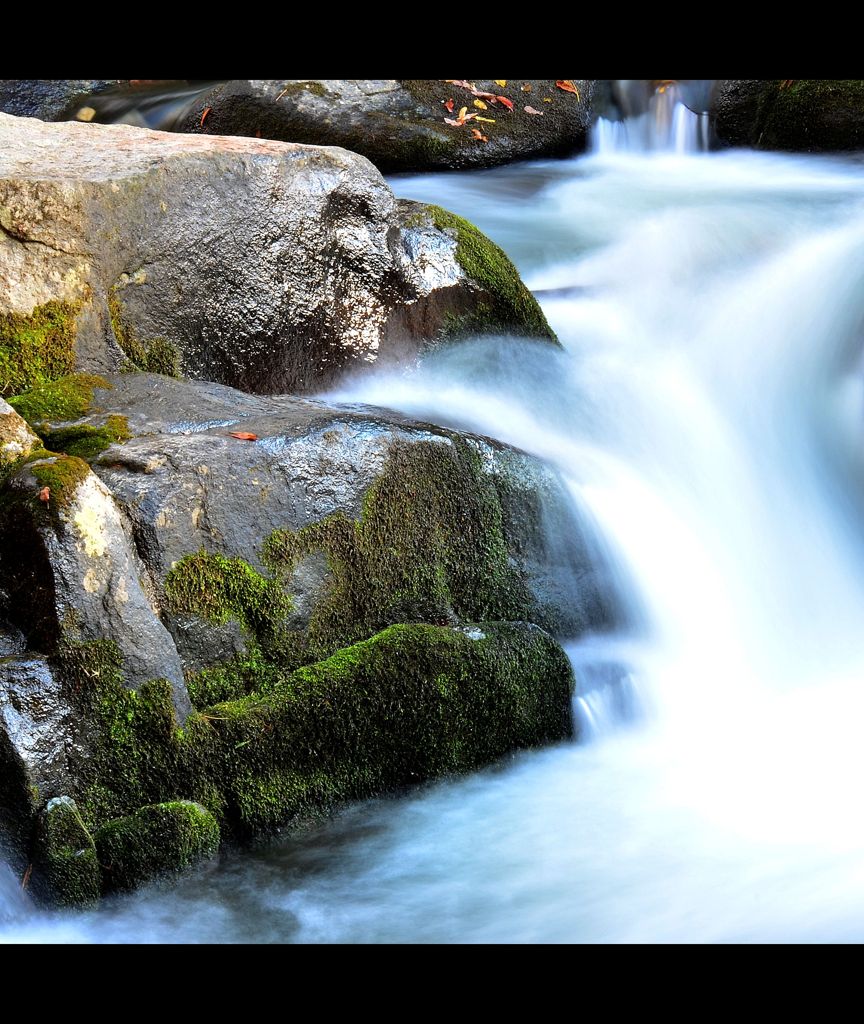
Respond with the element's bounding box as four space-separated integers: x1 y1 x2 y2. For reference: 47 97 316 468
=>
496 95 514 111
444 97 455 112
521 83 532 93
38 486 50 503
470 128 488 142
555 80 581 99
229 431 259 441
200 106 211 127
524 105 544 115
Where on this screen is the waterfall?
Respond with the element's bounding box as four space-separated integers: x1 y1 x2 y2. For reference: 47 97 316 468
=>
591 80 713 153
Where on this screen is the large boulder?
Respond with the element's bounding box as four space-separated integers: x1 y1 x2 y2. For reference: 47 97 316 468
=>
0 369 620 903
0 112 554 398
177 79 594 172
712 79 864 151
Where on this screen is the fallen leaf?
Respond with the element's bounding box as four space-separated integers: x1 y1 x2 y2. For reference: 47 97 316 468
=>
543 98 552 103
474 116 496 123
444 97 455 112
458 106 468 121
229 431 258 441
444 117 462 126
200 106 212 127
473 99 488 110
470 128 488 142
472 90 499 102
524 105 544 115
496 95 514 111
494 80 507 87
521 83 533 93
445 80 475 91
76 106 96 122
38 486 50 503
21 864 32 890
255 130 262 138
555 80 581 99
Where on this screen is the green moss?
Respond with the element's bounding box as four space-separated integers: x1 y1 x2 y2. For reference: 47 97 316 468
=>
94 800 219 892
34 796 101 907
425 205 556 342
264 437 537 660
164 550 294 653
0 300 81 398
8 373 112 425
28 454 90 511
276 80 328 98
108 291 179 377
38 414 130 461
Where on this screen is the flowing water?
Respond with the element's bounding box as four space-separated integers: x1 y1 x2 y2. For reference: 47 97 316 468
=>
6 90 864 942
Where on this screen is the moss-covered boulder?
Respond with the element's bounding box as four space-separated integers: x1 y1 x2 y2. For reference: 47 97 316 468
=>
95 801 219 892
33 796 100 907
176 79 593 173
0 111 552 397
712 80 864 152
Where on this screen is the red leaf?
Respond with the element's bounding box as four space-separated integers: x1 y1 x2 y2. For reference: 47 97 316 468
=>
496 95 514 111
229 431 259 441
444 97 455 113
38 486 50 503
200 106 211 127
555 80 580 98
524 105 544 116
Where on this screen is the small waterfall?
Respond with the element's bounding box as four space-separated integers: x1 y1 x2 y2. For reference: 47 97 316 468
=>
592 80 713 154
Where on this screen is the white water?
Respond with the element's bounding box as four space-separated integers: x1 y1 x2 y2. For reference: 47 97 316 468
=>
6 117 864 943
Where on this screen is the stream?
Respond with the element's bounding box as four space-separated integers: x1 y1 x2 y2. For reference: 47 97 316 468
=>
5 91 864 943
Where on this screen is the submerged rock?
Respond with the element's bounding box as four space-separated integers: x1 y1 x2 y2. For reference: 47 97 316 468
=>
178 79 594 173
0 112 554 398
712 79 864 151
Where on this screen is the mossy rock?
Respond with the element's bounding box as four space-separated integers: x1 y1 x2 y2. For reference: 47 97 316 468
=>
33 796 101 907
94 800 219 892
8 373 112 425
713 80 864 151
0 301 81 398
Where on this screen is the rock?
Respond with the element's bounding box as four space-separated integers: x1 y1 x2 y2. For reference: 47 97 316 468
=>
0 81 127 121
0 397 38 469
1 449 191 719
712 79 864 151
177 79 594 173
32 796 100 906
0 657 75 844
94 801 219 892
0 112 554 398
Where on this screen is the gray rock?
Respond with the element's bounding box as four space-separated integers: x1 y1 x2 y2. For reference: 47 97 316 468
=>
712 79 864 151
1 458 190 719
177 79 594 173
0 112 553 397
0 398 39 468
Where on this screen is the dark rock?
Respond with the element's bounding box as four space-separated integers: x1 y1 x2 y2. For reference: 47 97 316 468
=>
177 79 594 173
0 112 554 398
0 80 127 121
712 79 864 151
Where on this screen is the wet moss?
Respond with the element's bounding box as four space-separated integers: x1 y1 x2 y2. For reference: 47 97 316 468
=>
263 437 537 660
425 205 556 342
94 801 219 892
759 80 864 151
8 373 112 425
164 550 294 653
108 291 179 377
0 300 81 397
38 415 130 461
28 454 90 511
33 796 101 907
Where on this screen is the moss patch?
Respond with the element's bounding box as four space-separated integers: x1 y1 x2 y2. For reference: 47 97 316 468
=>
29 454 90 512
8 373 112 425
425 205 556 342
34 796 101 907
263 436 538 661
95 801 219 892
38 415 130 461
108 291 179 377
0 300 81 398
